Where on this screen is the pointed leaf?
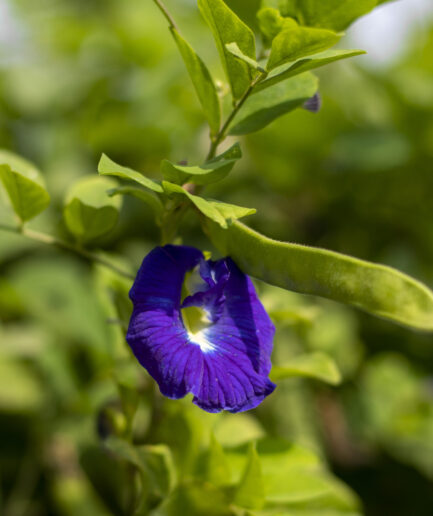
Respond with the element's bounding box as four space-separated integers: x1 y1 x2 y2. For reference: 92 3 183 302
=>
226 437 361 510
64 176 121 242
229 72 318 135
155 481 231 516
234 442 265 510
162 181 255 228
171 28 221 136
281 0 382 32
256 49 366 93
225 42 265 73
161 143 241 185
209 200 256 223
108 186 164 216
271 352 342 385
257 7 290 46
0 150 50 222
267 24 342 71
204 220 433 331
98 154 163 193
198 0 256 100
204 434 231 486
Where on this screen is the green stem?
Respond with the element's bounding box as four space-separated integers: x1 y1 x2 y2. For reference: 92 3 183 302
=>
159 201 191 245
206 71 268 161
153 0 178 30
0 223 135 280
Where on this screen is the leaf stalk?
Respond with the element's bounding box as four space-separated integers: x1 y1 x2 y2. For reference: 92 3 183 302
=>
0 223 135 280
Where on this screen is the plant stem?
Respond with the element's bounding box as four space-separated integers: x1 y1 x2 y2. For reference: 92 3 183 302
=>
0 223 135 280
206 71 267 161
153 0 178 30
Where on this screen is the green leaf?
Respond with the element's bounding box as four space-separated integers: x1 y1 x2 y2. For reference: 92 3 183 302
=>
98 153 163 193
234 443 265 510
214 414 266 448
211 200 256 223
267 24 342 71
225 42 265 73
256 49 366 93
229 73 318 135
226 438 361 512
153 481 231 516
198 0 256 100
271 352 342 385
204 434 231 486
203 220 433 331
108 186 164 216
281 0 382 32
162 181 255 228
161 143 241 185
224 0 262 31
64 176 121 242
257 7 289 46
170 28 221 136
0 150 50 222
107 438 176 506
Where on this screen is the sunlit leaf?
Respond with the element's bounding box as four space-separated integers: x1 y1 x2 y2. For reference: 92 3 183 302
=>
0 150 50 222
214 414 266 448
171 28 220 136
64 176 121 242
198 0 256 99
153 481 231 516
256 49 366 93
203 434 231 486
280 0 384 32
271 352 342 385
98 154 163 193
204 220 433 331
257 7 290 46
162 181 255 228
226 438 361 511
234 442 265 510
267 24 342 71
226 42 265 72
229 73 318 135
161 143 241 185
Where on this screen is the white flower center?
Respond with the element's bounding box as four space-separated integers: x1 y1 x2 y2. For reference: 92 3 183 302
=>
188 329 216 354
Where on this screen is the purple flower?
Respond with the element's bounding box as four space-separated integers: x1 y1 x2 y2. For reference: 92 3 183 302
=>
126 245 276 413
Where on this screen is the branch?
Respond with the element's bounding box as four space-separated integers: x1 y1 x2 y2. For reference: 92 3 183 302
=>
206 71 267 161
153 0 178 30
0 223 135 280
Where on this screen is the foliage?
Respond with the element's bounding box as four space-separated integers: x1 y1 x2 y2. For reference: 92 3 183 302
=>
1 0 433 515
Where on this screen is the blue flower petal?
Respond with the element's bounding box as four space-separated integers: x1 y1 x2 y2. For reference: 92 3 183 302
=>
126 245 276 413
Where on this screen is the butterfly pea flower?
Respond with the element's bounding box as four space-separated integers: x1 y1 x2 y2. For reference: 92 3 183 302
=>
126 245 276 413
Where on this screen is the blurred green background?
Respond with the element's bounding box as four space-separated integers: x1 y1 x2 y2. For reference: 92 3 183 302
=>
1 0 433 515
